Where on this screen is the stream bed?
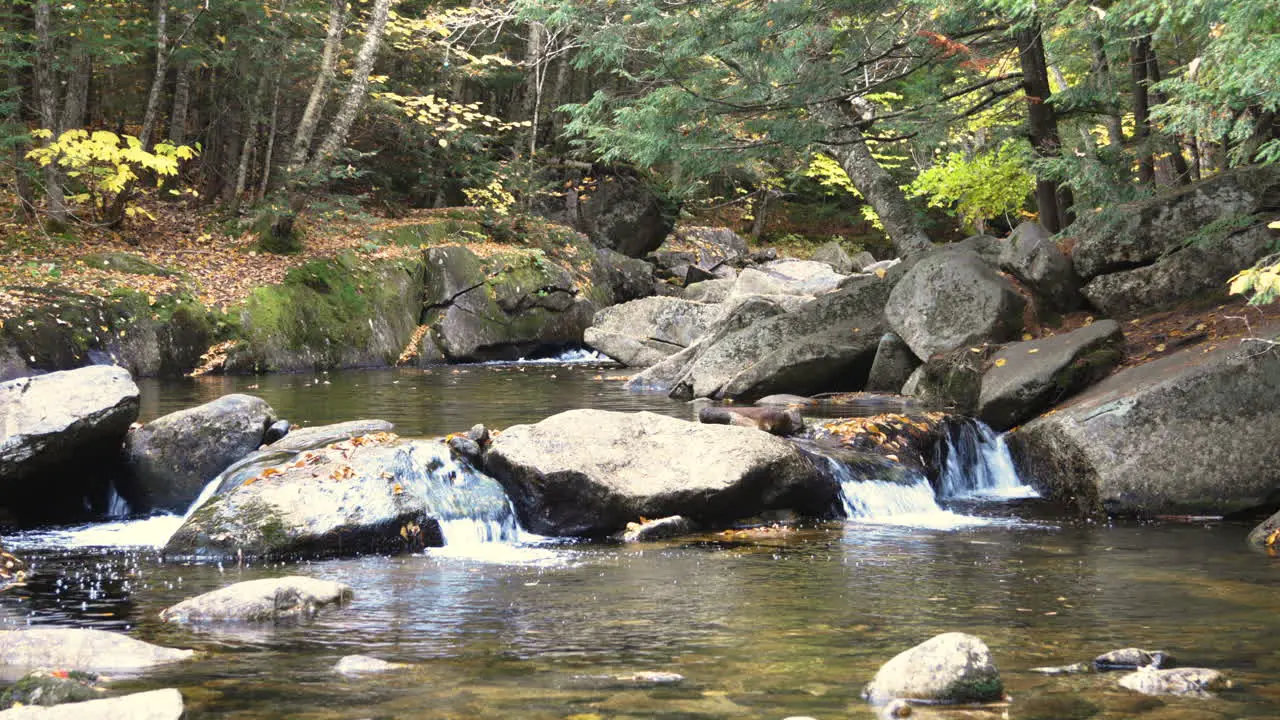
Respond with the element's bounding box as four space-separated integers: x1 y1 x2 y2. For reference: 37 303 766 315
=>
3 361 1279 719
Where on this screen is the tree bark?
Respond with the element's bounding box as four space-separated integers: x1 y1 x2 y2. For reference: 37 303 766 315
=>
6 64 36 221
1017 24 1070 233
232 72 270 211
32 0 67 225
1143 46 1190 185
828 125 933 258
1090 35 1124 148
138 0 169 147
290 0 347 170
258 73 283 201
59 51 90 132
307 0 394 173
1131 36 1155 186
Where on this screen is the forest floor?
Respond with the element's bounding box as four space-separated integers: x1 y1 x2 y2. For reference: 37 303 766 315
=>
2 193 1276 373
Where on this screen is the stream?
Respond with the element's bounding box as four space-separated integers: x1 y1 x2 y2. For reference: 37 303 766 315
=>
3 360 1279 719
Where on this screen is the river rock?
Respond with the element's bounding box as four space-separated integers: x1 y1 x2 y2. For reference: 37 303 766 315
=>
265 419 394 452
0 689 183 720
851 251 878 272
1008 337 1280 516
998 222 1081 312
592 248 656 304
682 279 734 304
666 273 893 400
1094 648 1175 671
977 320 1124 431
576 173 676 257
160 576 353 623
672 226 749 266
620 515 692 542
584 296 725 368
121 394 276 513
165 436 516 559
810 241 856 273
1247 508 1280 548
0 365 139 524
885 246 1025 360
697 406 803 436
900 348 989 414
865 333 921 392
334 655 407 676
0 671 102 708
481 409 836 537
0 629 193 674
1117 668 1227 698
863 632 1003 705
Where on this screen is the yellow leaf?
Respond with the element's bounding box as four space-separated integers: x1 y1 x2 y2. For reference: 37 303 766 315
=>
1027 348 1039 354
994 358 1007 367
1155 343 1167 352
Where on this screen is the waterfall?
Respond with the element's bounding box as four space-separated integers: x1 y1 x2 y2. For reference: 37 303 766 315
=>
934 418 1038 500
813 453 945 520
408 445 525 547
104 483 132 519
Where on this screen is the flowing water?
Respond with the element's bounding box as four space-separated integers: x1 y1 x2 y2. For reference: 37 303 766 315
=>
4 360 1280 719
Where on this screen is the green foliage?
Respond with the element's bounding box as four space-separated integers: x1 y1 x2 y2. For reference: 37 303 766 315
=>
1230 224 1280 305
907 139 1034 229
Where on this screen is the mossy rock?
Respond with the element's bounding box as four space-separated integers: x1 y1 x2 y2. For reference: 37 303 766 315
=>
253 210 302 254
80 252 176 276
0 670 103 708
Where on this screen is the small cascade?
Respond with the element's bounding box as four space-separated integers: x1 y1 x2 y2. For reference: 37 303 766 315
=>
935 418 1038 500
410 446 525 547
814 454 946 520
104 483 132 519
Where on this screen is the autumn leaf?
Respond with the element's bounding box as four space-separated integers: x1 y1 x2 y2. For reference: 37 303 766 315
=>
994 358 1007 367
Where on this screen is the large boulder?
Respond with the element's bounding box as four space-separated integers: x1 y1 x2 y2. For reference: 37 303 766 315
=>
583 296 725 368
977 320 1124 431
121 394 276 513
669 226 749 268
864 332 920 393
592 248 656 305
863 632 1003 705
999 222 1082 312
160 576 353 623
900 348 990 414
165 435 517 559
480 409 837 537
577 173 677 257
0 366 139 524
0 689 184 720
886 246 1026 360
734 260 849 297
1007 337 1280 516
809 241 856 273
0 629 192 674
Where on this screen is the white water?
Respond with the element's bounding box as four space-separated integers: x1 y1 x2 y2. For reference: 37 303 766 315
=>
936 419 1039 500
3 514 185 550
482 348 610 365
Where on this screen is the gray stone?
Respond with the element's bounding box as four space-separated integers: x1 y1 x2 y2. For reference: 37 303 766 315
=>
885 246 1026 360
1094 648 1175 671
592 248 656 305
160 576 353 623
0 366 139 523
851 251 878 272
584 297 725 368
617 671 685 686
165 437 515 559
1007 338 1280 517
999 222 1081 312
978 320 1124 431
865 333 921 392
265 419 395 452
697 406 803 436
900 349 989 414
675 226 749 265
863 258 900 275
0 629 193 674
863 632 1003 705
1030 663 1091 676
577 174 676 257
1117 668 1227 698
1248 508 1280 548
682 279 735 304
481 409 836 537
0 671 101 708
810 241 856 273
620 515 692 542
334 655 407 676
263 419 291 445
122 394 276 513
0 689 183 720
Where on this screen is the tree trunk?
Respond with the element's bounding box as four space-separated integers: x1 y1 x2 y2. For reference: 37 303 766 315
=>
307 0 394 173
232 72 270 211
138 0 169 147
1090 35 1124 148
258 73 283 201
59 51 90 132
828 125 933 258
1131 36 1155 186
6 64 36 221
290 0 347 171
1143 46 1190 185
32 0 67 225
1017 24 1070 233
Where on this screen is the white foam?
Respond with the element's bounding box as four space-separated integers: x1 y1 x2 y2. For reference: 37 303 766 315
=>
4 514 184 550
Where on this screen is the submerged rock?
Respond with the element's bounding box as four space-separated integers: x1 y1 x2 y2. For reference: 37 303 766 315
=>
482 409 836 537
0 366 139 524
620 515 692 542
863 632 1003 705
122 393 276 513
1030 663 1091 676
0 670 102 708
697 406 804 436
160 576 353 623
0 688 184 719
0 629 193 674
1094 648 1175 671
333 655 407 676
1117 667 1227 698
165 435 517 559
1008 338 1280 517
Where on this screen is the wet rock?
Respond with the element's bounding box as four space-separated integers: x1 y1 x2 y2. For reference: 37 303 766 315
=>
333 655 407 676
1093 648 1175 671
754 394 817 407
0 688 184 720
617 671 685 686
1007 338 1280 517
865 333 921 393
998 222 1081 312
448 435 482 462
481 409 836 537
901 348 989 414
977 320 1124 431
160 576 353 623
885 246 1025 360
264 419 394 452
863 632 1003 705
263 419 291 445
1247 508 1280 548
0 671 102 708
0 629 193 674
1117 667 1227 698
620 515 692 542
0 365 139 524
584 296 725 368
697 406 804 436
1030 663 1091 675
122 393 276 513
810 241 856 273
165 436 515 559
